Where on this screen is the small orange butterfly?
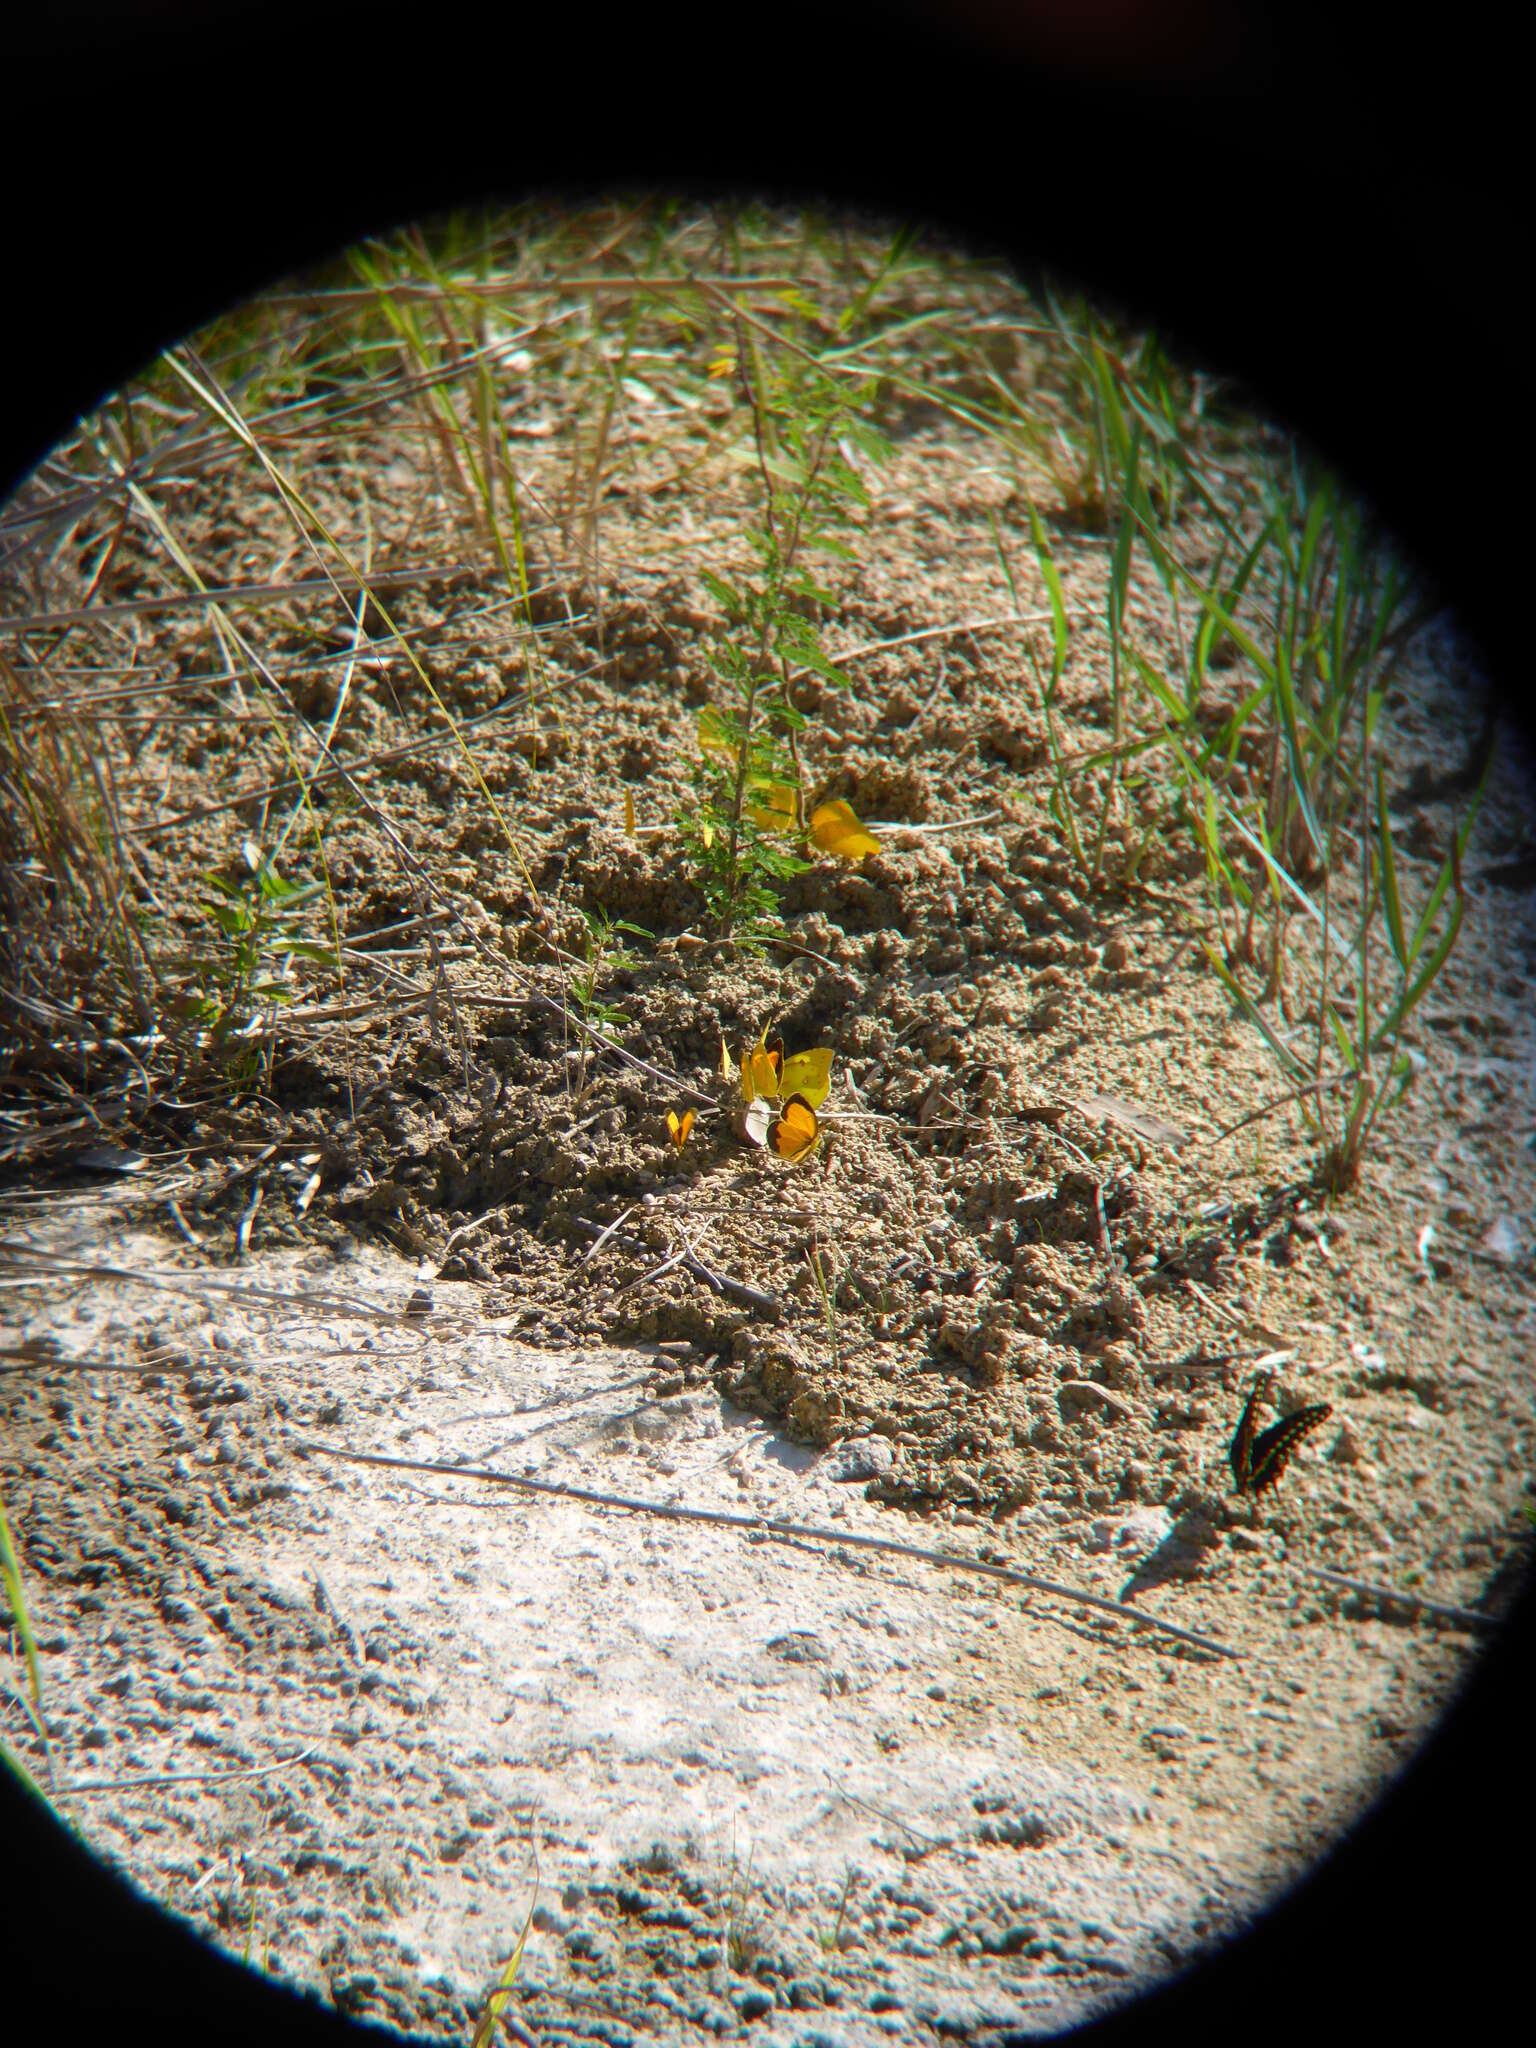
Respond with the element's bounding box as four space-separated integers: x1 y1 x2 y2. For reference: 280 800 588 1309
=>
772 1094 821 1165
740 1031 785 1104
809 799 879 861
666 1108 695 1151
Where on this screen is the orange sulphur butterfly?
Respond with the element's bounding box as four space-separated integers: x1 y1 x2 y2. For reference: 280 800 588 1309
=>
666 1108 695 1150
772 1094 821 1165
809 799 880 861
778 1047 832 1108
739 1025 786 1104
737 1026 832 1109
744 781 799 834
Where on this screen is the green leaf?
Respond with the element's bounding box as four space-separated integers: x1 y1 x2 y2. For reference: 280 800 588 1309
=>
1323 998 1358 1071
1197 513 1275 701
1376 764 1408 970
1124 640 1187 725
699 569 744 620
0 1494 42 1707
805 532 855 562
1296 479 1331 613
1201 942 1309 1083
1372 892 1465 1049
1022 498 1069 698
1272 638 1325 863
203 901 255 938
1134 506 1279 686
795 643 853 689
1107 423 1142 629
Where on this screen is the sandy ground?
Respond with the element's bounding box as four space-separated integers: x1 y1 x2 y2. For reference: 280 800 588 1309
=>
0 1183 1525 2042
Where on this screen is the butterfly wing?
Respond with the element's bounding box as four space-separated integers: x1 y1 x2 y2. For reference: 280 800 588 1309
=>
740 1027 785 1103
1246 1404 1332 1495
666 1108 694 1150
1228 1370 1273 1492
779 1047 833 1108
772 1094 821 1164
810 799 880 861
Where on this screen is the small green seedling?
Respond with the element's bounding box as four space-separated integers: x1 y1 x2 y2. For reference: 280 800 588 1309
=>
181 838 329 1088
568 908 651 1104
807 1237 846 1374
816 1864 863 1954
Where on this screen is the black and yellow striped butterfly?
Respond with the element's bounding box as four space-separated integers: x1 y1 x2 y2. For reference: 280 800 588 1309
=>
1229 1370 1332 1496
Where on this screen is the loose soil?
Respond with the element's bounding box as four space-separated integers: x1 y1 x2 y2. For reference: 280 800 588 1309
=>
2 211 1534 2045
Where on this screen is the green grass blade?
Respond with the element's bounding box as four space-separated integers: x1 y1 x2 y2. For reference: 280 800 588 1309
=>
1406 782 1484 965
1008 497 1068 700
0 1493 42 1707
1322 998 1358 1072
470 1875 539 2048
1376 763 1408 970
161 348 541 909
1371 892 1465 1050
1272 637 1326 862
1129 500 1278 685
1123 638 1188 725
1202 942 1309 1083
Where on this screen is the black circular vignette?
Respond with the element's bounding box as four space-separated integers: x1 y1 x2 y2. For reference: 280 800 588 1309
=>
2 4 1530 2043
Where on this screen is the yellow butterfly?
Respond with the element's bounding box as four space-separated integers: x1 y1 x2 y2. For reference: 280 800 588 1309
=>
666 1108 695 1150
809 799 880 862
738 1025 786 1105
778 1047 832 1109
736 1027 834 1111
744 781 799 834
772 1094 821 1165
697 712 800 835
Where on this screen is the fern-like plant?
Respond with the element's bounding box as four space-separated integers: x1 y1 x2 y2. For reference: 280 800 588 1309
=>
684 304 889 943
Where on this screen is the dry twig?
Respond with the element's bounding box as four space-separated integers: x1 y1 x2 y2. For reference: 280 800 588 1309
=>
297 1438 1241 1661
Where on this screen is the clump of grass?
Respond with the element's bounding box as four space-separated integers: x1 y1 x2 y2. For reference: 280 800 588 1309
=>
717 1833 766 1974
1144 458 1475 1189
815 1863 862 1954
970 288 1477 1189
0 647 160 1043
0 200 1485 1208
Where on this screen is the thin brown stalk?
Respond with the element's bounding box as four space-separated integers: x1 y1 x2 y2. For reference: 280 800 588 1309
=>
298 1438 1242 1660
